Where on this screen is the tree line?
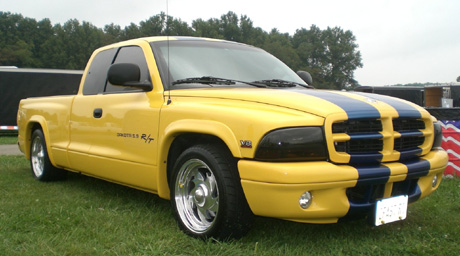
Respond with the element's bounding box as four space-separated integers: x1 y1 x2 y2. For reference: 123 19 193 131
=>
0 11 363 90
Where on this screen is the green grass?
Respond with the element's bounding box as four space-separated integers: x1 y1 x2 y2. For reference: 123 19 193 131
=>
1 155 459 255
0 135 18 145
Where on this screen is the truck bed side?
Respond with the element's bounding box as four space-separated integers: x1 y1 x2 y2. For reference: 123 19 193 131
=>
18 95 75 168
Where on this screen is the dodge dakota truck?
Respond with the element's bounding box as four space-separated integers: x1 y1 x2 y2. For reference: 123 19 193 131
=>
17 36 448 240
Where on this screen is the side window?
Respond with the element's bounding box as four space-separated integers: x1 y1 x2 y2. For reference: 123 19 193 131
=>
82 49 116 95
105 46 150 93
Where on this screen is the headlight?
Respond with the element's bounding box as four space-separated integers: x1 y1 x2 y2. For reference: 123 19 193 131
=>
432 121 443 149
255 127 327 161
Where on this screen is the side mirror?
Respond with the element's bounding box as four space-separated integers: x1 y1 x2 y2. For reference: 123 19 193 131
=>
297 70 313 86
108 63 152 91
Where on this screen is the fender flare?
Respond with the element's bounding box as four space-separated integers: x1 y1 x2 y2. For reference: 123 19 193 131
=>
156 119 242 199
25 116 56 165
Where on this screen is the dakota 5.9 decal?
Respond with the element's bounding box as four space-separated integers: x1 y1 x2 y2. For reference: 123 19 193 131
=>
117 133 154 143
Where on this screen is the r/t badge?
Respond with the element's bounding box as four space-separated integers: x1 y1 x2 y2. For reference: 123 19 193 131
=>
141 134 154 144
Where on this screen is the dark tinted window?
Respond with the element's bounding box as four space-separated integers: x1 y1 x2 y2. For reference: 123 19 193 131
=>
105 46 150 93
82 49 116 95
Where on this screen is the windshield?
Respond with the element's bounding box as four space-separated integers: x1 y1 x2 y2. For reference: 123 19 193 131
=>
150 39 307 89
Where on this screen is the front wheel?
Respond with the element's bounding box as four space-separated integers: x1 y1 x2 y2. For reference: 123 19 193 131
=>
170 144 253 240
30 129 66 181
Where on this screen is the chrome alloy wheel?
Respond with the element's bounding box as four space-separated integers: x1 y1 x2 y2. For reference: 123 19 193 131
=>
31 136 45 178
174 159 219 233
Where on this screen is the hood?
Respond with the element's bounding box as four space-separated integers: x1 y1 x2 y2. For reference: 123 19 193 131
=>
170 88 427 119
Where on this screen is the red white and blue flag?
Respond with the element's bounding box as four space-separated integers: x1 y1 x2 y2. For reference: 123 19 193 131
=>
441 121 460 177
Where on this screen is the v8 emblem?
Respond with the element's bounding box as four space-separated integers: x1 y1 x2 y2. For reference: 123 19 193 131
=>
240 140 252 148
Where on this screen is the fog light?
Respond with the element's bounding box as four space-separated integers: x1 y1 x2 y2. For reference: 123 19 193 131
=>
299 191 312 209
432 175 438 187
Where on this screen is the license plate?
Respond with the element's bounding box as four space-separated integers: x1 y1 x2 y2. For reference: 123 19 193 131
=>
374 195 408 226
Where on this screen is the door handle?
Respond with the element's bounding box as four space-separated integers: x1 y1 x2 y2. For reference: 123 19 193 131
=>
93 108 103 118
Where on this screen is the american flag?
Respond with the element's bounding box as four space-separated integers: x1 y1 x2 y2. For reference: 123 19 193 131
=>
440 121 460 178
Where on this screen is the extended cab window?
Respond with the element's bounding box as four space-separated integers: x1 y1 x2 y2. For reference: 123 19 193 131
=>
82 48 116 95
105 46 150 93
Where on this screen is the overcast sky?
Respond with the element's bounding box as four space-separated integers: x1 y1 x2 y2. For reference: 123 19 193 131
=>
2 0 459 86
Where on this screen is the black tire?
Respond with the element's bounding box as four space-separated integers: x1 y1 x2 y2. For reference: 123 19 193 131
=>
30 129 67 181
170 144 253 240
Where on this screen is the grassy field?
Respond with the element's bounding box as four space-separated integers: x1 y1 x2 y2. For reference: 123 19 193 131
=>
0 135 17 145
1 155 459 255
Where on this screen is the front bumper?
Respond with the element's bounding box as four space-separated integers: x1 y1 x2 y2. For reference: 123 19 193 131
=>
237 149 448 223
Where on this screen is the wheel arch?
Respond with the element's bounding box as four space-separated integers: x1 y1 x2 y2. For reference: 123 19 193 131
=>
157 120 242 199
23 116 51 161
166 138 254 239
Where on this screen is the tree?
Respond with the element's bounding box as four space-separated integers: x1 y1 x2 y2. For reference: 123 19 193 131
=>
220 11 241 41
165 16 193 36
0 11 364 88
103 23 122 44
292 26 329 87
264 29 301 70
122 23 141 40
34 18 55 67
192 18 223 39
457 76 460 82
292 25 362 90
239 15 267 47
41 20 104 69
139 13 166 36
0 40 34 67
0 12 48 67
138 13 193 37
0 12 22 47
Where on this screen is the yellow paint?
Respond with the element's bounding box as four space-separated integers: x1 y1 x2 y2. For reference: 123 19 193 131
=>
17 36 449 223
238 148 447 223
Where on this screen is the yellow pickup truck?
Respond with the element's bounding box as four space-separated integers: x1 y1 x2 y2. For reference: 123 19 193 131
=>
17 36 448 240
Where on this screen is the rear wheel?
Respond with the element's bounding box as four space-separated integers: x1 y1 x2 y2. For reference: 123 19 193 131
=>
30 129 66 181
170 143 253 240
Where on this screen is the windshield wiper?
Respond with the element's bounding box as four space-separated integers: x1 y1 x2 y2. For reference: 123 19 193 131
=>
252 79 314 89
172 76 266 88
